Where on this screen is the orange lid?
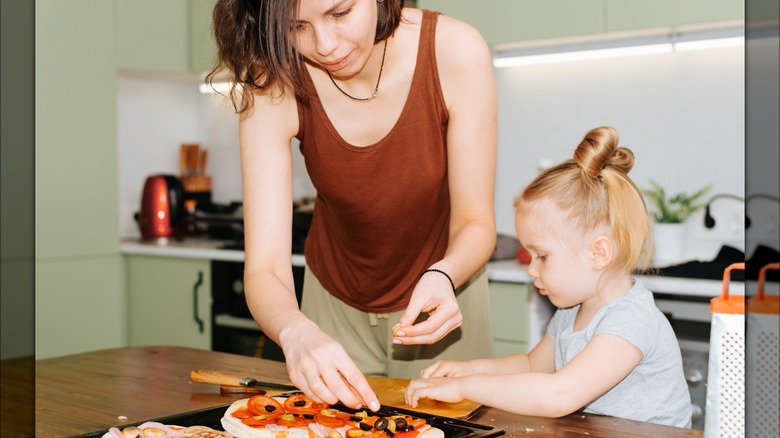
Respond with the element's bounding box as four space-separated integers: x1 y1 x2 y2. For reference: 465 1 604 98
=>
747 263 780 315
711 262 745 315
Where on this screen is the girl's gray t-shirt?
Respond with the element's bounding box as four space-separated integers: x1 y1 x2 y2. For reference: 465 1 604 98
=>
547 279 692 428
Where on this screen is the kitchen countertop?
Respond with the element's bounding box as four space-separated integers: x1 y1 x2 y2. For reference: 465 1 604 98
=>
121 238 744 297
28 346 703 437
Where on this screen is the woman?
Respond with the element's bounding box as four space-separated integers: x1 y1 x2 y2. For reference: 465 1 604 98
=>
209 0 497 411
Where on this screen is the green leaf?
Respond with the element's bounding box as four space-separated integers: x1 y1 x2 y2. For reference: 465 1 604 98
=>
641 180 712 224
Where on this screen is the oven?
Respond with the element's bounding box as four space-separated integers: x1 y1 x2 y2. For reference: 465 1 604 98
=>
211 258 305 362
654 292 715 431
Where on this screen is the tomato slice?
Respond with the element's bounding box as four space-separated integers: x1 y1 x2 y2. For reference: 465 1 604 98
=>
230 407 254 419
346 429 388 438
247 395 284 418
314 414 346 429
277 413 314 428
283 393 330 415
242 415 280 427
407 417 427 430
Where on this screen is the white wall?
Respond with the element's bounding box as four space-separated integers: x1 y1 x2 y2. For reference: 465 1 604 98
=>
117 73 315 238
117 43 749 261
494 44 746 261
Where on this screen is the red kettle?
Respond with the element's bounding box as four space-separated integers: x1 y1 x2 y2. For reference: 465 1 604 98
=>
136 175 185 239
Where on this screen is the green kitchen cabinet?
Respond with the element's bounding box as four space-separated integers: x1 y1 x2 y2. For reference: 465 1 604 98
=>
189 0 219 74
489 281 531 356
35 0 125 359
126 256 212 349
417 0 743 46
605 0 743 32
36 256 126 359
116 0 217 75
418 0 604 45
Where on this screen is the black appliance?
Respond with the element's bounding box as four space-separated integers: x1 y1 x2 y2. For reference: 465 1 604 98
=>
211 259 305 361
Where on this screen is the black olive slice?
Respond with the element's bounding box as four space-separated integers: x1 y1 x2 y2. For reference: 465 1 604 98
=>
265 405 277 413
374 418 389 431
359 422 373 431
294 400 307 407
303 413 315 419
394 418 407 429
350 415 363 422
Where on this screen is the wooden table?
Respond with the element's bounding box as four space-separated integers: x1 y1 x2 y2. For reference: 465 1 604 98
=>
26 346 702 437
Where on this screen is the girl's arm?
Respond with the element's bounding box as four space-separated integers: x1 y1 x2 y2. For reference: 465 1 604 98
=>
394 13 498 345
240 89 378 412
420 333 556 377
406 333 642 417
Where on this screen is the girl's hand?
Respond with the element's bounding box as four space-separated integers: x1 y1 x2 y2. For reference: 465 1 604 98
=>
419 360 475 378
405 376 465 408
280 322 380 412
392 272 462 345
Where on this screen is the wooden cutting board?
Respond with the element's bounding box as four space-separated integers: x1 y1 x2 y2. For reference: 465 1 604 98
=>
365 376 483 420
264 376 482 419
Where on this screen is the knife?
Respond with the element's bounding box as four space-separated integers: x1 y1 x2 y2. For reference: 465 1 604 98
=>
190 369 299 392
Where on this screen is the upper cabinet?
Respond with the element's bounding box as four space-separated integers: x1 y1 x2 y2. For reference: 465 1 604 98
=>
417 0 744 46
189 0 219 74
116 0 217 75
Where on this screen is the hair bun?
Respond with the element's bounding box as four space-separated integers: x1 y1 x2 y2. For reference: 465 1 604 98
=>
609 147 635 173
573 126 633 177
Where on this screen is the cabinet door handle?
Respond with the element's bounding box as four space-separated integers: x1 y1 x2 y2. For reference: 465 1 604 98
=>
193 270 204 333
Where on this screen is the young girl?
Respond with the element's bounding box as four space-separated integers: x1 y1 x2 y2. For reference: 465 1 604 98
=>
405 126 692 428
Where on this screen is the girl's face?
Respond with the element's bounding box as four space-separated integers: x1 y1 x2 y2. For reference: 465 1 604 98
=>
293 0 379 78
515 198 602 309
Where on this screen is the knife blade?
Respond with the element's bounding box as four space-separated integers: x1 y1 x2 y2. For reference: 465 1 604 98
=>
190 369 298 392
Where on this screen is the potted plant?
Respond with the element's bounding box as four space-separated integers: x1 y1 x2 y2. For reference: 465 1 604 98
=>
642 180 712 264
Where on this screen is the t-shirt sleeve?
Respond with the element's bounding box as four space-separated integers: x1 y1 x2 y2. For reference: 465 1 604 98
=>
547 309 564 339
592 302 658 359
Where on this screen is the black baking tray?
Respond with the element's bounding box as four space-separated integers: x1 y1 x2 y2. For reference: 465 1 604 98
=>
71 402 505 438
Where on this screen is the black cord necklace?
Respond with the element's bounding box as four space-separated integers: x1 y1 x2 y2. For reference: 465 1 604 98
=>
327 39 388 102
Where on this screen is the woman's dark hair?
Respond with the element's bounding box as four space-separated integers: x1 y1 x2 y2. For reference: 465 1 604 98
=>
207 0 405 113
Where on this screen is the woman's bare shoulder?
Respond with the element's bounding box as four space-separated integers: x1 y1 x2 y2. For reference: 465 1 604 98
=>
240 86 299 139
432 13 491 70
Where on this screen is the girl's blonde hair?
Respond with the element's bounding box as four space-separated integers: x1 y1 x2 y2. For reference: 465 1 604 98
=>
515 126 653 274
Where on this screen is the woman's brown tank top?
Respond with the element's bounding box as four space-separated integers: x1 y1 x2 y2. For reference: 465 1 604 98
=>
295 10 448 313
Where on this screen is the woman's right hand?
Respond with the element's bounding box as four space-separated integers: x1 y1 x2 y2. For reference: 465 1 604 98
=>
279 321 381 412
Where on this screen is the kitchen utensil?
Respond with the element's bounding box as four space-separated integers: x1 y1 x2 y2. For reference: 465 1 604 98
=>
704 262 744 437
136 174 184 239
219 384 266 395
190 369 298 392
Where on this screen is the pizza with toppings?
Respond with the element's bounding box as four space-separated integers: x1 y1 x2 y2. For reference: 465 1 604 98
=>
221 394 446 438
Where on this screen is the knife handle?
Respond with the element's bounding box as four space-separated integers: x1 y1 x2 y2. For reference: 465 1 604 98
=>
191 369 245 386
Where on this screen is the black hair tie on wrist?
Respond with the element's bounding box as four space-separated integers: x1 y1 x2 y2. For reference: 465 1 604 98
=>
421 268 456 294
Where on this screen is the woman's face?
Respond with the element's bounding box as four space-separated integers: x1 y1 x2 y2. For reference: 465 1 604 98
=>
292 0 379 78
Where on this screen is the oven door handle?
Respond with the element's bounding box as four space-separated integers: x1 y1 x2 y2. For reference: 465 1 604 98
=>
193 270 204 333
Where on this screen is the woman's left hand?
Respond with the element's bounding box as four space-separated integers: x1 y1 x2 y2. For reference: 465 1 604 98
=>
392 272 462 345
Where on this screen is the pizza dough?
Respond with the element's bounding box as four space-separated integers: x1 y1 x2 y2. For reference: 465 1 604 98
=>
221 396 445 438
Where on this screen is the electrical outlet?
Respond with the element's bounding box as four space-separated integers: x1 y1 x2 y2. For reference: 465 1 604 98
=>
691 204 746 246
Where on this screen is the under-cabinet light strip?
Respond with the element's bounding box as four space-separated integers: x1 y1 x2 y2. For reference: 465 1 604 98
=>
493 29 744 68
